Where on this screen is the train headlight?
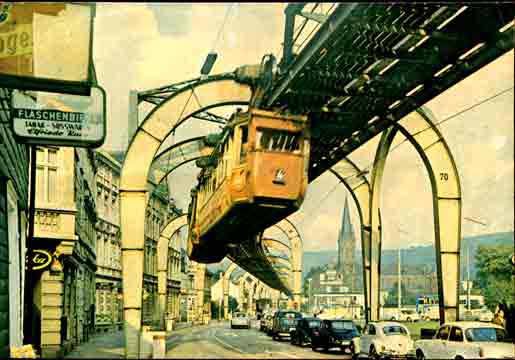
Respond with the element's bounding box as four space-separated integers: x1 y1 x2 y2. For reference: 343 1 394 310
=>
273 168 286 184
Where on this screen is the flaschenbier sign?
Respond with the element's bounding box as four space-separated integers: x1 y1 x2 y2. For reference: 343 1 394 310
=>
13 108 85 137
11 87 106 148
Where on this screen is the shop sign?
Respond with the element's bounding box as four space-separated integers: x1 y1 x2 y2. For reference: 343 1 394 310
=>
27 249 53 271
11 86 106 147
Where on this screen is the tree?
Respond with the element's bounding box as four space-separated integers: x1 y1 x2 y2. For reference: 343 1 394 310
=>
385 282 418 306
475 244 514 309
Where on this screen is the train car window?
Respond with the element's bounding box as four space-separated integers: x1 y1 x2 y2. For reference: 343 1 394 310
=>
256 128 301 154
240 125 248 164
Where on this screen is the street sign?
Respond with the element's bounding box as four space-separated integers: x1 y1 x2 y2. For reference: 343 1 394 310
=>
11 86 106 147
0 3 96 96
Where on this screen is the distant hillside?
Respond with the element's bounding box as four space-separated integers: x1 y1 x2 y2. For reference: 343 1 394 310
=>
204 232 513 281
303 231 513 280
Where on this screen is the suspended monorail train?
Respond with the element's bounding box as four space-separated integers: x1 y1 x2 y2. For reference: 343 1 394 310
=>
187 108 310 263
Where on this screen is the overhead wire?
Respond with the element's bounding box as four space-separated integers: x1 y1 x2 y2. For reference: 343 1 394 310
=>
210 3 235 54
294 85 514 230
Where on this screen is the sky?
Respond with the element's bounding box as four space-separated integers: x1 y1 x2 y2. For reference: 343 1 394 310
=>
93 3 514 252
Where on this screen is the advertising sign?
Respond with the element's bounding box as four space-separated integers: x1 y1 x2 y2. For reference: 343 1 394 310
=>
26 249 53 271
11 86 106 147
0 3 95 95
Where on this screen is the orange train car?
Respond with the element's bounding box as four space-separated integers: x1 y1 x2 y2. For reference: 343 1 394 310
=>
187 108 310 263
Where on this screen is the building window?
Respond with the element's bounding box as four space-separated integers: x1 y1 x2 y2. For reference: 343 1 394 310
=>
36 147 59 203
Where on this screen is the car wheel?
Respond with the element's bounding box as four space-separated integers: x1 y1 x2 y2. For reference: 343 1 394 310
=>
369 345 380 360
349 342 358 360
407 317 412 322
416 349 425 360
311 343 317 352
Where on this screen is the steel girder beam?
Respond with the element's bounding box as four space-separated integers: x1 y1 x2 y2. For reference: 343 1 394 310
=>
369 106 462 324
120 78 252 358
282 3 307 70
329 156 373 323
305 7 514 180
267 3 359 106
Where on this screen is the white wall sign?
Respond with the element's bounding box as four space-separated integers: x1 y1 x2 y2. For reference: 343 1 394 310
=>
11 86 106 147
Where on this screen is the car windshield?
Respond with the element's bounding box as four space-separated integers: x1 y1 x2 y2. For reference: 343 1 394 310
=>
308 320 321 328
280 312 302 319
465 327 510 342
331 321 355 331
383 325 408 336
281 318 296 326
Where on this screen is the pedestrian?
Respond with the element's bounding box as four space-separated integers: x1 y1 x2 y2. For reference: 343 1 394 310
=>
493 304 506 328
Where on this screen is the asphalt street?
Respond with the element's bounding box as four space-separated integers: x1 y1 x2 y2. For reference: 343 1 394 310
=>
166 320 354 359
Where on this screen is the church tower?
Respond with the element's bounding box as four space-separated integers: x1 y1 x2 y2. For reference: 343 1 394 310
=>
337 197 356 289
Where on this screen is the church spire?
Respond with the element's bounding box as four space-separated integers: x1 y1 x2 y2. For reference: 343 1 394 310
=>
337 196 356 287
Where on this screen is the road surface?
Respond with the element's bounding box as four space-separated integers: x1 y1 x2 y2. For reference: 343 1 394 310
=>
166 320 354 358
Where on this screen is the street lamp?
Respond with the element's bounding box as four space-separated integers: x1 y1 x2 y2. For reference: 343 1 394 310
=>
463 216 488 311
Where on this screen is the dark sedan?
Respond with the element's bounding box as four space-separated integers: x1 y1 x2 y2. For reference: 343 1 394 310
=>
311 319 361 354
290 317 322 346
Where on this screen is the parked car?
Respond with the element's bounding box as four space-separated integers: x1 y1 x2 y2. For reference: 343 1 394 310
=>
415 321 514 359
271 310 302 340
230 312 250 329
391 309 421 322
310 319 360 354
355 321 415 359
462 308 495 322
290 317 322 346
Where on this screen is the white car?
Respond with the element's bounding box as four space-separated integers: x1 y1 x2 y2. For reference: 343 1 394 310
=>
391 309 421 322
230 312 250 329
353 321 415 359
415 321 515 359
462 308 494 322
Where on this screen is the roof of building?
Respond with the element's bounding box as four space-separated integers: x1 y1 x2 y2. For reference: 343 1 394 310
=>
96 149 122 170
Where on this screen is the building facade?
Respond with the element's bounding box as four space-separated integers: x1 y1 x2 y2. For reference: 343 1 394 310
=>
94 151 122 333
31 146 97 357
142 183 180 326
0 88 30 357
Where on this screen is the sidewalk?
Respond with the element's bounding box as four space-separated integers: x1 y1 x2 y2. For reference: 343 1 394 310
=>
64 321 213 358
65 331 124 359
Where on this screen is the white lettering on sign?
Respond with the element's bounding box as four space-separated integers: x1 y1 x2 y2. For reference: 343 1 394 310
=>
13 108 91 139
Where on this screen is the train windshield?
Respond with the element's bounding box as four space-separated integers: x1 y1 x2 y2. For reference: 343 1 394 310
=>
256 128 302 154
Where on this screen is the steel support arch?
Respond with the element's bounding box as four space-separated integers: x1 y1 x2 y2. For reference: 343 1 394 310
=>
120 77 252 357
329 157 373 322
369 106 462 323
157 215 188 330
267 218 303 309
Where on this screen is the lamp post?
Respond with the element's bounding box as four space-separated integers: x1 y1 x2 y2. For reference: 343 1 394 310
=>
397 227 409 312
463 217 487 311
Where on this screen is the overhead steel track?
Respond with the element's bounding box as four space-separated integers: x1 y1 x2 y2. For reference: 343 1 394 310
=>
262 3 515 180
